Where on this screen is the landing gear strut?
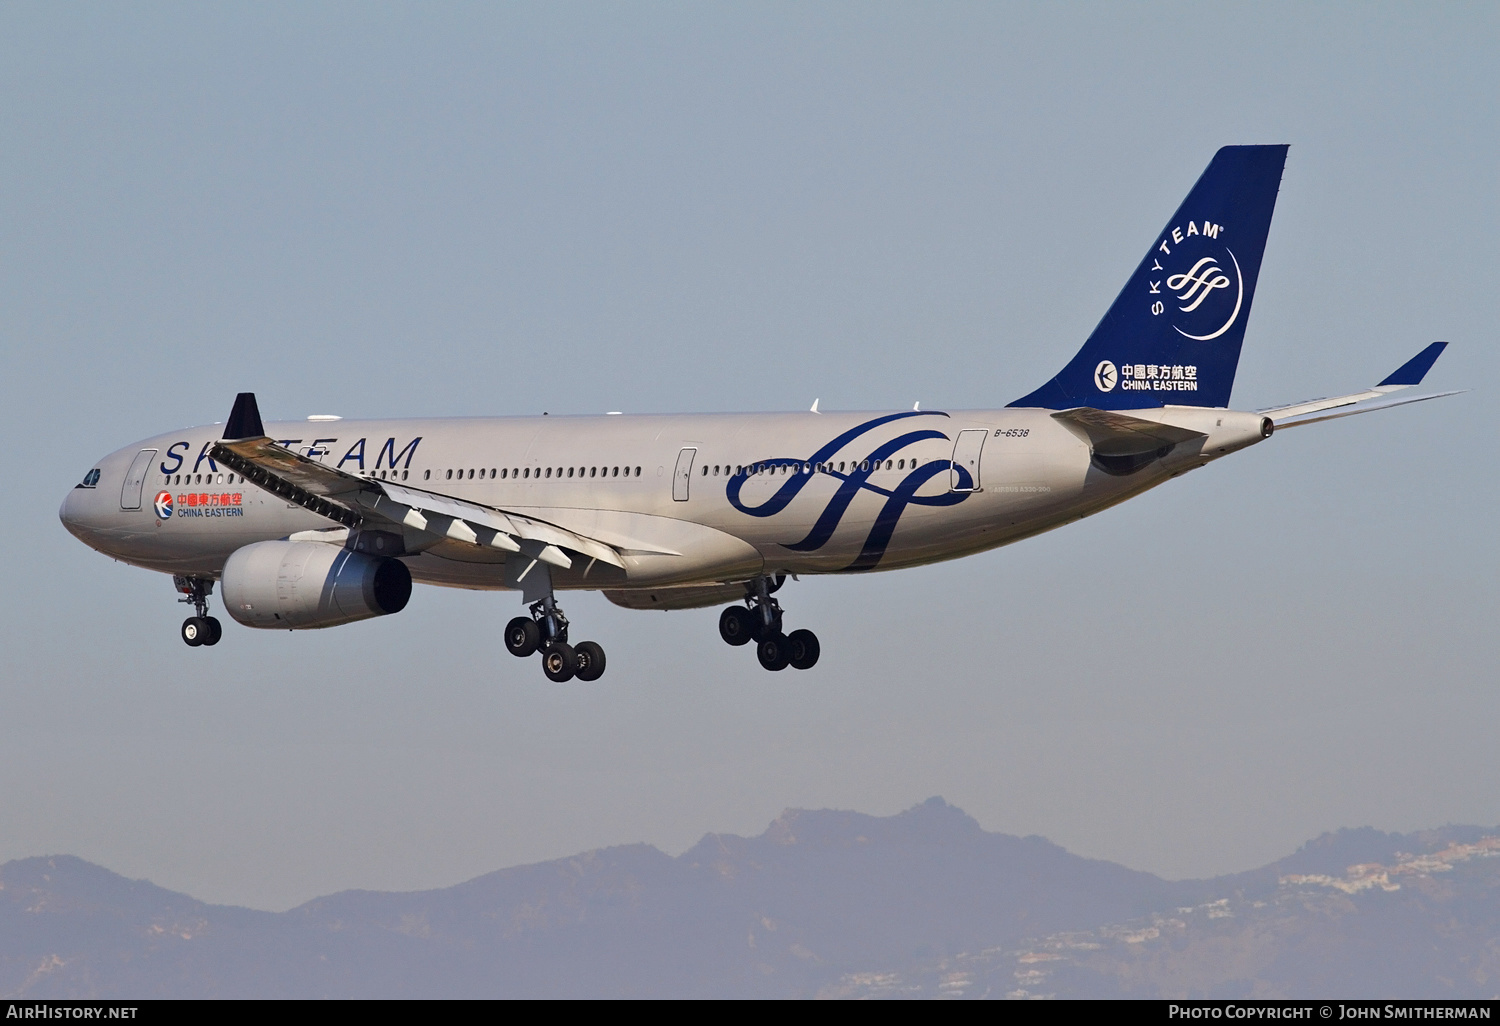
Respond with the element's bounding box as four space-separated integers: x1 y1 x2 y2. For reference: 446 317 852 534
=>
720 575 819 671
505 593 606 683
174 575 222 648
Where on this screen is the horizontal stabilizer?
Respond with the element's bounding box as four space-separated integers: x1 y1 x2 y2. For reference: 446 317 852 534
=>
1051 407 1206 455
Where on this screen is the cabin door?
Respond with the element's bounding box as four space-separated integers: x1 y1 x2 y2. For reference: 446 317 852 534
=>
949 430 986 492
120 449 158 510
673 447 697 501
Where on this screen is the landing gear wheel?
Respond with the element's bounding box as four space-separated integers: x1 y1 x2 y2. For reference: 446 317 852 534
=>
719 606 755 647
203 617 223 647
787 628 819 670
756 633 792 671
541 642 576 682
505 616 540 657
181 617 207 647
574 641 607 682
750 612 784 642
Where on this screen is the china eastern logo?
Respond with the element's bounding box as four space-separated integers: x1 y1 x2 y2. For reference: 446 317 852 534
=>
173 491 245 518
1148 220 1243 342
153 491 173 520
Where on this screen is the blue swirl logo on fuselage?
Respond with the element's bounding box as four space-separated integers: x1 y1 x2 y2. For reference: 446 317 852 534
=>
727 410 972 571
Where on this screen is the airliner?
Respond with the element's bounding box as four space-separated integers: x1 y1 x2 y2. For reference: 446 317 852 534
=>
60 146 1459 681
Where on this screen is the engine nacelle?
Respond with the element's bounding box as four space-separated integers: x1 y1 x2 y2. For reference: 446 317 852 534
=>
221 540 412 630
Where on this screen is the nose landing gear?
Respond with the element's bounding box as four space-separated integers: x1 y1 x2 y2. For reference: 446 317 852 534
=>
722 575 819 671
505 594 607 682
174 576 222 647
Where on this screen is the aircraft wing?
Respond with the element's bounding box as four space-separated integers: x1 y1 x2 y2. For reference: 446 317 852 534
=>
1260 341 1463 429
208 394 624 571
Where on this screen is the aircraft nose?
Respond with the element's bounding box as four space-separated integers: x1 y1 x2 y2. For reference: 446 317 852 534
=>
59 469 107 544
59 485 90 541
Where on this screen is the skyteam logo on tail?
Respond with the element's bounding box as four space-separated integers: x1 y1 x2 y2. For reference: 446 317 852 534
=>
1150 222 1244 342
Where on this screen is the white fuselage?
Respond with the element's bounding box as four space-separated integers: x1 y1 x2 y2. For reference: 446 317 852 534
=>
59 405 1270 597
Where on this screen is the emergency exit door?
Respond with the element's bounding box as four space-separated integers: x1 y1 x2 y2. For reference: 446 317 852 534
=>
949 430 986 492
673 447 697 501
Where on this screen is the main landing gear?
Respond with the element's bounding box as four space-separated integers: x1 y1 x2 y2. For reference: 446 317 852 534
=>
504 595 607 683
174 575 222 648
719 575 819 672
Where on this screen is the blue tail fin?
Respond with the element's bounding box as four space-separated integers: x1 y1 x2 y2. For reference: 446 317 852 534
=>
1010 145 1289 410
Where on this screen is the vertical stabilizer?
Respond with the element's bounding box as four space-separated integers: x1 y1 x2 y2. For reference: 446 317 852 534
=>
1010 145 1288 410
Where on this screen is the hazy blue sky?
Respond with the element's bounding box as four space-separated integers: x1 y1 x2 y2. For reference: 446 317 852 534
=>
3 2 1496 910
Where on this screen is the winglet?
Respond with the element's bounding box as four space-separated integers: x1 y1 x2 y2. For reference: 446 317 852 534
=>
224 393 265 440
1378 341 1447 387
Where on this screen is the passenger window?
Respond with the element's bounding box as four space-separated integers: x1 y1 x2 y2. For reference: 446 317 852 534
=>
634 466 641 477
446 469 452 479
544 467 551 478
424 470 431 480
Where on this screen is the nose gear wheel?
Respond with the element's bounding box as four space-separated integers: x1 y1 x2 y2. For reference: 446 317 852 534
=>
174 576 222 648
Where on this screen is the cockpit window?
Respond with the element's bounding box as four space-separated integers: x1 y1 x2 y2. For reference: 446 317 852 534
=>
77 469 101 488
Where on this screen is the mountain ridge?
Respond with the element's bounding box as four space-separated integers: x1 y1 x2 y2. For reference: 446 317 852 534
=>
3 799 1496 998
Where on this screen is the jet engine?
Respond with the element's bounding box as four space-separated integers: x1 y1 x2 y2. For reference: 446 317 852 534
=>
221 540 411 629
